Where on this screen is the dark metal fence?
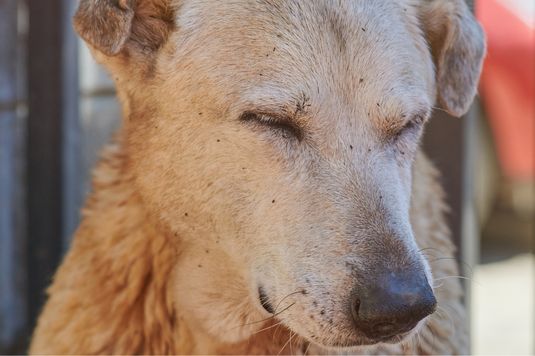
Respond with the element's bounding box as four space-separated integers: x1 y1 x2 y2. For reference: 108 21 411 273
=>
1 0 28 353
0 1 119 352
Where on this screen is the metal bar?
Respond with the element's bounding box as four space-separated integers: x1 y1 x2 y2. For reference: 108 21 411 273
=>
61 0 81 247
461 101 480 353
423 112 465 255
26 0 64 328
460 4 479 354
0 0 27 353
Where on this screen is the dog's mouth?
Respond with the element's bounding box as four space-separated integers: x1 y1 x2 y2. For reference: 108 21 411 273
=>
302 329 413 350
255 286 417 349
258 286 275 314
311 331 411 349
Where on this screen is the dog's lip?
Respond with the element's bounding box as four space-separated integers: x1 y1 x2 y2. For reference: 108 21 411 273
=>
359 325 416 344
308 335 405 350
366 331 410 344
258 286 275 314
299 329 412 349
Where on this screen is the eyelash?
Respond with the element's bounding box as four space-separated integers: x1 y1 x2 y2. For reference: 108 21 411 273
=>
240 112 425 145
395 115 425 140
240 112 303 140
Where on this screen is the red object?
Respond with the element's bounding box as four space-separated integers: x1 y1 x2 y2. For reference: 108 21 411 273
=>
476 0 535 180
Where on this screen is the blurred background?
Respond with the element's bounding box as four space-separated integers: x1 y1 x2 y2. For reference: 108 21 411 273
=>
0 0 533 354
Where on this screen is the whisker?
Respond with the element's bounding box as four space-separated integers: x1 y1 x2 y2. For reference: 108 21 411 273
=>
416 328 424 352
233 301 296 329
433 275 481 286
303 340 312 355
289 330 295 354
432 274 475 289
278 331 294 355
273 290 303 313
273 323 284 344
418 247 442 254
436 305 455 333
432 281 445 289
251 319 285 336
429 324 438 348
428 257 475 276
418 247 475 276
432 106 449 114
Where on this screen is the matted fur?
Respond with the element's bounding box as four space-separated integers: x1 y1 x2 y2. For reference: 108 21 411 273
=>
30 0 484 354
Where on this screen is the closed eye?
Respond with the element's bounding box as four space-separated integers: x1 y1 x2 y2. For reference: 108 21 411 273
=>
240 111 303 140
394 115 426 140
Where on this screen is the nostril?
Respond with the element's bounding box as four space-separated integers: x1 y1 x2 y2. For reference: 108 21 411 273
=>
258 286 274 314
351 298 361 322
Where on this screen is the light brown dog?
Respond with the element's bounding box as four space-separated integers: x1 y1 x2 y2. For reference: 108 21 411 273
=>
30 0 485 354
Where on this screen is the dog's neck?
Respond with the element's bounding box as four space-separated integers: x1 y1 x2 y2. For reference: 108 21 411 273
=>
43 141 187 353
65 138 317 354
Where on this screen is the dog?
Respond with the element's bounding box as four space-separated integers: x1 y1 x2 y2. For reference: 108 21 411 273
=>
30 0 485 354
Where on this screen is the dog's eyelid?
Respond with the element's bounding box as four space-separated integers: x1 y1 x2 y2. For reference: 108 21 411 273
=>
240 111 288 123
240 111 303 140
404 115 424 129
389 113 427 143
398 111 428 131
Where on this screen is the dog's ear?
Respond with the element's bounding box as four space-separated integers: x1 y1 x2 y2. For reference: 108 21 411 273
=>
420 0 486 117
74 0 135 56
74 0 175 57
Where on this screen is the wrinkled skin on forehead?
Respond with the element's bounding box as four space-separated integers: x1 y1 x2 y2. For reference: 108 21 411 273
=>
29 0 484 354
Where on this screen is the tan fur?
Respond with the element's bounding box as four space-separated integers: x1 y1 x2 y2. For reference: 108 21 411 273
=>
30 0 484 354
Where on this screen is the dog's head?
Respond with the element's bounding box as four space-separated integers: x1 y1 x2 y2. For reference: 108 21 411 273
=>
75 0 484 349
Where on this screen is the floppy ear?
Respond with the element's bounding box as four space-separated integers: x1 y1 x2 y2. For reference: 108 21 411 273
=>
420 0 486 117
74 0 135 56
73 0 175 57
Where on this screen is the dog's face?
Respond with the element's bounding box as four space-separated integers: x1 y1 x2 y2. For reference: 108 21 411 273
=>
75 0 484 349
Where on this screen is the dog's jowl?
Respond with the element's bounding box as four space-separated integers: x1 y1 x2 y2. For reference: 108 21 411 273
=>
30 0 485 354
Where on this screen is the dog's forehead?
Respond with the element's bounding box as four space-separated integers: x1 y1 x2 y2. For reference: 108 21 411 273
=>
172 0 433 118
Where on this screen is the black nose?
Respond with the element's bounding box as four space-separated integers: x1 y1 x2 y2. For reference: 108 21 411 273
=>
352 272 436 340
